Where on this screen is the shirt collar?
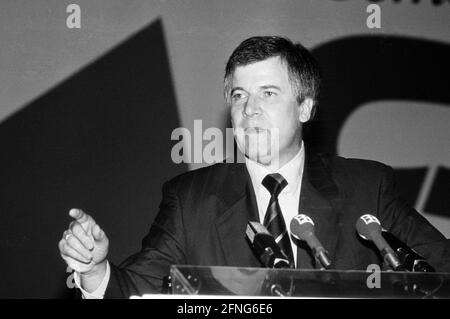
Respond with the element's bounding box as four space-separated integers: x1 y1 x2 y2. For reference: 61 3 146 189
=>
245 141 305 195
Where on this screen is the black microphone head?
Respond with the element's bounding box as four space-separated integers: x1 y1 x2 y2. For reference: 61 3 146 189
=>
381 230 435 272
246 221 290 268
356 214 382 241
290 214 315 241
246 221 270 244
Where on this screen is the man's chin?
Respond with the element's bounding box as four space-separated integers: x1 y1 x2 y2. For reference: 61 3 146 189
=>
245 153 275 166
234 139 279 166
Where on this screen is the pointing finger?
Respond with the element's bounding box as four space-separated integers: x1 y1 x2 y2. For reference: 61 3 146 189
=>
69 208 91 224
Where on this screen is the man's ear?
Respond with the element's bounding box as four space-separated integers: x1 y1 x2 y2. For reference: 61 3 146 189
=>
299 98 314 123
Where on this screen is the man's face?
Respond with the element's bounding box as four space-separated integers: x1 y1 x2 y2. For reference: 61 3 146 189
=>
229 56 311 167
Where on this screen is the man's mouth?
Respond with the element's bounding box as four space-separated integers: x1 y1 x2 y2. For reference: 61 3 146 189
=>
244 127 267 134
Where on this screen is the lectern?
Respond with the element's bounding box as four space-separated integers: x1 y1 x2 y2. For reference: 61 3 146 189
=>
170 265 450 298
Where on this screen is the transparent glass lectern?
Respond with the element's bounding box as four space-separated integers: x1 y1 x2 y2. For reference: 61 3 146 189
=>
170 265 450 298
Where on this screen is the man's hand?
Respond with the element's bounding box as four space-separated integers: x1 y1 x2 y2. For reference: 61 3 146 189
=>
59 208 109 292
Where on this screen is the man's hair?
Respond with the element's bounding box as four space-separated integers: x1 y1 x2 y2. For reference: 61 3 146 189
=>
224 36 321 119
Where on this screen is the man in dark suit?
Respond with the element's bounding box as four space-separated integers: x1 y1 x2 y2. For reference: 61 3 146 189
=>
58 36 450 298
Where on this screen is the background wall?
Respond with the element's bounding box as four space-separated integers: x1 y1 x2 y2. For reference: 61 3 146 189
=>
0 0 448 298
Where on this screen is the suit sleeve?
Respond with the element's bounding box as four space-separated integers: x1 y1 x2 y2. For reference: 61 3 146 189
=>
377 165 450 272
104 179 188 298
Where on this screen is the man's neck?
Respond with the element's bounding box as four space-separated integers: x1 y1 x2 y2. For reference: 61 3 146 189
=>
246 141 304 172
257 147 303 172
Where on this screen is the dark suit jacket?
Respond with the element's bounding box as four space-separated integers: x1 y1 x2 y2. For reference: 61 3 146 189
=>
104 151 450 298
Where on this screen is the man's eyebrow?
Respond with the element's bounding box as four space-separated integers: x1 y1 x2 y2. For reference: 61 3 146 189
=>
260 85 281 91
230 87 245 95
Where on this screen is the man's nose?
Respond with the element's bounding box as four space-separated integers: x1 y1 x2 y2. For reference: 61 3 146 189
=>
243 95 262 117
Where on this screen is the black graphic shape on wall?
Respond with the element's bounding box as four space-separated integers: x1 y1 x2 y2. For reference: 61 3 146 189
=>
309 36 450 217
425 167 450 213
0 19 186 298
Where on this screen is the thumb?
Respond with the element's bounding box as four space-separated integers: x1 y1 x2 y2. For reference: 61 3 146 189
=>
92 224 105 242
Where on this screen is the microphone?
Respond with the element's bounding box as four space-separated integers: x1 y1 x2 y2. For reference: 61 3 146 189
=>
246 221 292 297
356 214 403 271
290 214 332 269
246 221 291 269
381 231 435 272
381 231 439 296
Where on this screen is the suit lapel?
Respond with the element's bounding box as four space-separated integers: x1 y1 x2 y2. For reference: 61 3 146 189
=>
296 150 343 269
214 163 261 267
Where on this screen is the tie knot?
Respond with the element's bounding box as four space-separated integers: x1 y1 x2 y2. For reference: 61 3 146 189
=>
262 173 288 198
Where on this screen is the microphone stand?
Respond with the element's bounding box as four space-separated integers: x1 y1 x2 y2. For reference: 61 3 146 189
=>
263 268 293 297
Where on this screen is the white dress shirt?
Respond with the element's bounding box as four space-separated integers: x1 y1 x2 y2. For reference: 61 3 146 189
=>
245 141 305 267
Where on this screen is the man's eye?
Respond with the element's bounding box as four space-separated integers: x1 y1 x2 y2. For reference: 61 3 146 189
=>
263 91 276 97
232 93 244 100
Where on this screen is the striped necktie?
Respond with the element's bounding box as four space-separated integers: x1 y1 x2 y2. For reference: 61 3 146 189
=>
262 173 295 268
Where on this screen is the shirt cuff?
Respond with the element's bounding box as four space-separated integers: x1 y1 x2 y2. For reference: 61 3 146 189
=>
74 261 110 299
